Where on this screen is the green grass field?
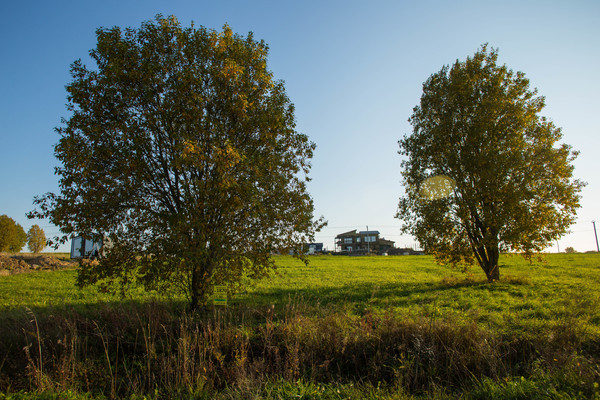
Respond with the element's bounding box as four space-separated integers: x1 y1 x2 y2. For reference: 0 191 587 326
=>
249 254 600 335
1 254 599 399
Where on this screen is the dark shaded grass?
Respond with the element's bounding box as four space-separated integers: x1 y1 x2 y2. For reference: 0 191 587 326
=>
0 299 598 399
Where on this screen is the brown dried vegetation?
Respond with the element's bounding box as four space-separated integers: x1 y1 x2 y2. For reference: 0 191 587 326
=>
0 254 75 276
1 301 598 398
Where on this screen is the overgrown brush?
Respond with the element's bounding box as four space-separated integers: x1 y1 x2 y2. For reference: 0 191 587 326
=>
1 299 598 399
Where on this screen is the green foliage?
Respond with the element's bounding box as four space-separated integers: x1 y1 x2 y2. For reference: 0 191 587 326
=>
397 45 584 282
26 225 46 254
0 215 26 253
28 15 324 308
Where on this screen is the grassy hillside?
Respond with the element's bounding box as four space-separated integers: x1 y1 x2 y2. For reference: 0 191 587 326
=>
246 254 600 336
0 254 599 399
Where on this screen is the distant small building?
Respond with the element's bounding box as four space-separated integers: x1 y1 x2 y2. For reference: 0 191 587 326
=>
285 242 324 255
388 247 425 256
70 236 104 259
335 230 394 254
306 242 324 254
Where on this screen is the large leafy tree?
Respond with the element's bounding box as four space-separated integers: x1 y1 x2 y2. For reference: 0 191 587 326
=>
0 215 27 253
30 16 324 308
397 45 584 282
27 224 46 253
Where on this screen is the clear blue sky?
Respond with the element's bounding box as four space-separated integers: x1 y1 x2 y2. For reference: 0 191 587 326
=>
1 0 599 252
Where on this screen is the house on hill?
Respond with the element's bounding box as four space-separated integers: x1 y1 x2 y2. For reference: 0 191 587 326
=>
335 230 394 254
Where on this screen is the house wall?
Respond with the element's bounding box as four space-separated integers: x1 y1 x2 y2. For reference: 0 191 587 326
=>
335 231 394 253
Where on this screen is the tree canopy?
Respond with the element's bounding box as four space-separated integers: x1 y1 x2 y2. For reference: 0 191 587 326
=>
29 15 324 307
27 224 46 253
0 215 27 253
397 45 584 282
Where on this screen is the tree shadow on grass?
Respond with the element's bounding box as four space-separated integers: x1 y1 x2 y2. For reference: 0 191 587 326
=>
0 276 498 348
1 268 532 323
235 277 496 313
0 277 502 371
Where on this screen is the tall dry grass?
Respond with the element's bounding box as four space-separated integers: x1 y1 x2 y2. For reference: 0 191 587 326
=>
1 298 598 398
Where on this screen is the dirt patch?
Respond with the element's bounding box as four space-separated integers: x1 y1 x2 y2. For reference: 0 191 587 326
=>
0 254 77 275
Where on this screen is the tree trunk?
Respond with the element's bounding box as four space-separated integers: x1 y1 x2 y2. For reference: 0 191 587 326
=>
191 266 202 310
190 260 212 310
484 245 500 282
486 264 500 282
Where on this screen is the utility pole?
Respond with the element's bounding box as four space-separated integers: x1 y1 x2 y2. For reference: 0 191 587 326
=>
366 225 370 255
556 240 560 253
593 221 599 252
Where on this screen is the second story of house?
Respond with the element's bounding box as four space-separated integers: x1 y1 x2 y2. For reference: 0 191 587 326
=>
335 230 394 253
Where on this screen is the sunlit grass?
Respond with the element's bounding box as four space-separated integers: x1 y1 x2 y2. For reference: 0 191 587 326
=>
238 254 600 336
2 254 598 337
0 268 166 312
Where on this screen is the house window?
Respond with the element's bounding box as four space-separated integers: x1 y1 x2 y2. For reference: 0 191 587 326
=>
356 237 361 243
364 236 376 243
344 237 353 244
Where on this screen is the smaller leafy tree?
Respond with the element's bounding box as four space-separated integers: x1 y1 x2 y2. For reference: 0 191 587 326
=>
0 215 27 253
397 45 584 282
564 247 576 254
27 225 46 253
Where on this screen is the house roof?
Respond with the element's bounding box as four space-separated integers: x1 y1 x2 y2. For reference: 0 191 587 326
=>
336 230 384 238
336 230 357 238
359 230 380 235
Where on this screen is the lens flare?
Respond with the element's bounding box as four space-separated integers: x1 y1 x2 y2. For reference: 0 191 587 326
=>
419 175 456 200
